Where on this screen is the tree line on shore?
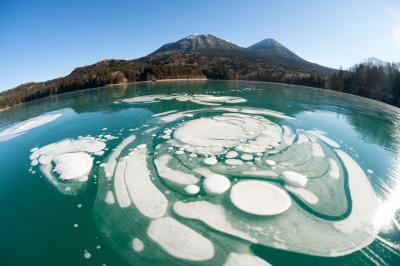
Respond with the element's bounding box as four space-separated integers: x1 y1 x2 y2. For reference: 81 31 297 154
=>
1 60 399 110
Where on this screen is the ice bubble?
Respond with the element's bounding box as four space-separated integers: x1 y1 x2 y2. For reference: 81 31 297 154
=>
265 159 276 166
230 180 291 215
132 238 144 252
240 154 253 161
184 184 200 195
195 168 230 194
225 159 244 166
83 251 91 259
203 157 218 165
225 151 239 159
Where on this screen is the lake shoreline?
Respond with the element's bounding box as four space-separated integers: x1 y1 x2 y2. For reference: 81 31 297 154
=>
1 78 399 115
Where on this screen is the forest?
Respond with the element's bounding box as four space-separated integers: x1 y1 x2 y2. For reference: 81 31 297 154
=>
1 59 399 110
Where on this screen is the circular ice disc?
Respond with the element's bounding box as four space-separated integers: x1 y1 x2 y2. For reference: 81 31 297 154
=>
230 180 292 215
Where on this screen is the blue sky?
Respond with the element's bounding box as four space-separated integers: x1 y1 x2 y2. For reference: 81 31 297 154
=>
1 0 400 91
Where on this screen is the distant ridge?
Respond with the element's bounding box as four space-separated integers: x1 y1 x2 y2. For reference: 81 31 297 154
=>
147 34 336 75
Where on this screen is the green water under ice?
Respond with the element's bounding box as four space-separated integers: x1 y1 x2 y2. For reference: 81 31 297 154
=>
0 81 399 266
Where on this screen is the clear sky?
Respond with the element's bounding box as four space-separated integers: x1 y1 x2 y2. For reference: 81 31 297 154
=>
1 0 400 91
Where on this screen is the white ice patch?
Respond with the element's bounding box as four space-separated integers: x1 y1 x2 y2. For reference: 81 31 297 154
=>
280 171 308 187
285 185 319 204
241 170 278 178
104 135 136 179
333 150 379 235
214 107 293 120
118 94 246 106
230 180 292 215
105 190 115 204
119 94 167 103
310 131 340 149
53 152 93 181
124 148 168 218
329 158 340 179
155 154 198 185
171 114 284 155
153 110 178 117
0 113 61 142
223 253 271 266
174 201 257 242
114 160 131 208
29 137 105 194
147 217 215 261
311 142 325 157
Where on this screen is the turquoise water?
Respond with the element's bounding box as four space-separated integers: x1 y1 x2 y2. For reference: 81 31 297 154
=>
0 81 399 265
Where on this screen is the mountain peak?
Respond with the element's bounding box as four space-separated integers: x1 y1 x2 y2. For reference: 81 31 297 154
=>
247 38 301 61
250 38 282 48
152 34 241 54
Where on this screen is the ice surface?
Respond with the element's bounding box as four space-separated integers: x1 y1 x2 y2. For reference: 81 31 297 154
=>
39 95 380 265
